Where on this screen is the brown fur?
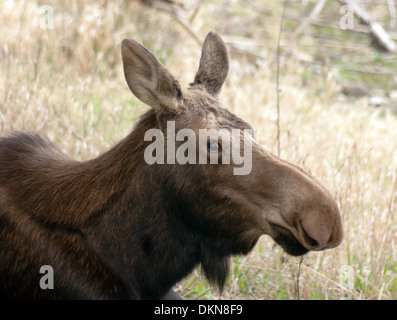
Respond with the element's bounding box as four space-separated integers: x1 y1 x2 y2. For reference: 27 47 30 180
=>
0 32 342 299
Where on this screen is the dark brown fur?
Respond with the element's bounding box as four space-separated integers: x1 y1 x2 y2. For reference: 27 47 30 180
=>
0 32 343 299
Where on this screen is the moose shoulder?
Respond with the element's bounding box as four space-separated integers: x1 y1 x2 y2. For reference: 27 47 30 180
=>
0 32 343 299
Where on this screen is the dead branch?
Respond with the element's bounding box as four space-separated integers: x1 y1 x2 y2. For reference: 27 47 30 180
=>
340 0 397 53
241 0 397 41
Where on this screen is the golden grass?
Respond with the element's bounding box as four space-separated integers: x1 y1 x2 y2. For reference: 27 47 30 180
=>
1 0 396 299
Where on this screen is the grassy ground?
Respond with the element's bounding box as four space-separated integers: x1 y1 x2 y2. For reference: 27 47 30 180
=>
1 0 396 299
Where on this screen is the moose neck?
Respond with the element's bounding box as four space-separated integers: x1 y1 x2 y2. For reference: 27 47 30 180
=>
57 109 161 227
43 116 150 228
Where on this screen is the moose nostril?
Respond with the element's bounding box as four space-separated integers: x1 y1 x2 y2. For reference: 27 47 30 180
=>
306 234 319 248
300 223 319 248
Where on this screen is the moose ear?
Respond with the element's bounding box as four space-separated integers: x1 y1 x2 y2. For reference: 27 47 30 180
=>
121 39 182 113
192 32 229 96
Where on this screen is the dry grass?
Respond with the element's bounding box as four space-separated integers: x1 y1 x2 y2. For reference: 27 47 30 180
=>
1 0 396 299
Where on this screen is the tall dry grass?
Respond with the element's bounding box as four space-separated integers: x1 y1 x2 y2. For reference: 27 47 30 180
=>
1 0 396 299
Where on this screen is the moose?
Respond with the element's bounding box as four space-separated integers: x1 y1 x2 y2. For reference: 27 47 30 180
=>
0 32 343 299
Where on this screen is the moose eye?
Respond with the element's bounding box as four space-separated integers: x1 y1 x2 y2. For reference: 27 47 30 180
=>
207 140 220 153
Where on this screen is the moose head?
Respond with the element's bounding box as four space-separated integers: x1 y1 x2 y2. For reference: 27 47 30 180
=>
117 32 343 291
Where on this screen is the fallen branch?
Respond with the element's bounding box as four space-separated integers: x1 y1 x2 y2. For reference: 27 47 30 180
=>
340 0 397 53
241 1 397 41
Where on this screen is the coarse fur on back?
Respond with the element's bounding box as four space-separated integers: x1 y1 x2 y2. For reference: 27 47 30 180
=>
0 32 343 299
